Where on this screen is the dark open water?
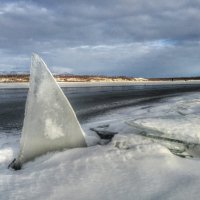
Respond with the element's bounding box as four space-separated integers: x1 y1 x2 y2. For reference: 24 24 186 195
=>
0 83 200 133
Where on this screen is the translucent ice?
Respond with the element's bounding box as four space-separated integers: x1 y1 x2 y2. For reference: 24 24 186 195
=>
11 54 87 169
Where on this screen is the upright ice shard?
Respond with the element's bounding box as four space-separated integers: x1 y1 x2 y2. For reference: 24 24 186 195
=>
10 54 87 170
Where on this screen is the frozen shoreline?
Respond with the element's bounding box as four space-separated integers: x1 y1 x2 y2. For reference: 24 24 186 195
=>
1 91 200 199
0 80 200 88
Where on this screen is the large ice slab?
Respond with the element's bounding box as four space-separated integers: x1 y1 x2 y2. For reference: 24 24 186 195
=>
11 54 87 169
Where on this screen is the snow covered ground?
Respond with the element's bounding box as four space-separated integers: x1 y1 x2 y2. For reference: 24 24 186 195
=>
1 91 200 199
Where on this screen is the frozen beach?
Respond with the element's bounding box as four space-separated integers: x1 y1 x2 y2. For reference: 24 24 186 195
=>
1 83 200 199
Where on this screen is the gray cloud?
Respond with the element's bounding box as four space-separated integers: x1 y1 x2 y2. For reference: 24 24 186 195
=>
0 0 200 77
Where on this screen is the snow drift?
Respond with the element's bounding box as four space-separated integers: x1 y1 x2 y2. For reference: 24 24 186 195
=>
2 91 200 199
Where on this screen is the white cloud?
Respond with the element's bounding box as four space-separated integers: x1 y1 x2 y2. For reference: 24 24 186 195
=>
0 0 200 77
0 2 48 16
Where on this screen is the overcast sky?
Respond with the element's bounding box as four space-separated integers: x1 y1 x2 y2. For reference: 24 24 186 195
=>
0 0 200 77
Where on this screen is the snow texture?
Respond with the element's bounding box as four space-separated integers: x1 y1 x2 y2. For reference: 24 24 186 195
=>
1 80 200 198
0 92 197 199
13 54 87 167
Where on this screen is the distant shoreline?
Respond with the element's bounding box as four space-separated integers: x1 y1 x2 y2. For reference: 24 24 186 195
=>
0 74 200 83
1 80 200 89
0 74 145 83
